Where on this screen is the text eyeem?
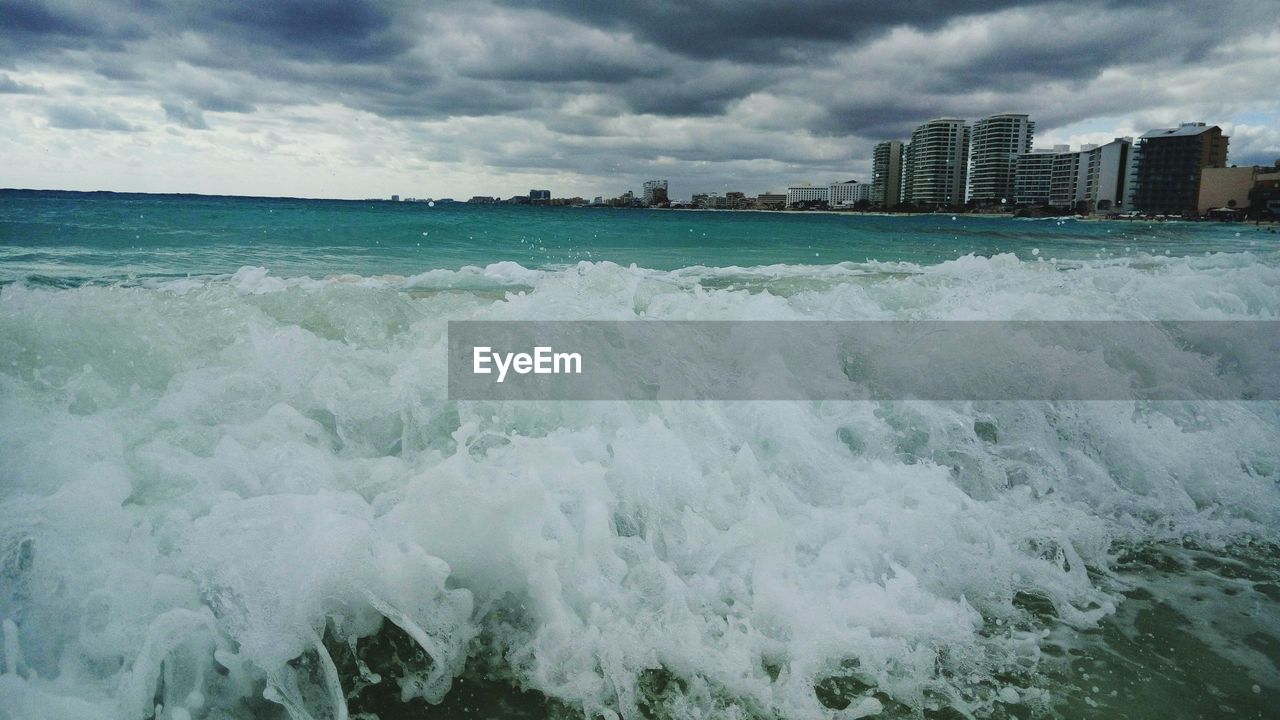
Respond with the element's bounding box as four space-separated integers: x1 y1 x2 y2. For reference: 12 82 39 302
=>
472 346 583 383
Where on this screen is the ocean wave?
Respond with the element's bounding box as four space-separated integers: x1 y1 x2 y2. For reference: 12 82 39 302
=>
1 253 1278 718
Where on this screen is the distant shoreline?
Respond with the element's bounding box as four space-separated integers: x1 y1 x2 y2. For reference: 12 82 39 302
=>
667 207 1011 218
3 188 1275 226
663 207 1280 226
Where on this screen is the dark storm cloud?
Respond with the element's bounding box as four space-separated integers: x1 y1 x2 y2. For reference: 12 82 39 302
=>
2 0 93 36
191 93 255 114
1 0 1276 189
161 100 207 129
621 67 765 117
0 72 41 93
815 103 944 142
510 0 1071 61
0 0 149 57
46 104 138 131
190 0 419 63
0 0 1262 121
459 52 665 84
904 5 1223 97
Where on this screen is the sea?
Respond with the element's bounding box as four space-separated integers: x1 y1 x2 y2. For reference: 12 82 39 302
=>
1 190 1277 720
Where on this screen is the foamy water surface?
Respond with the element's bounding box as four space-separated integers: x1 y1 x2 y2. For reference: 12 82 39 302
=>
2 194 1278 719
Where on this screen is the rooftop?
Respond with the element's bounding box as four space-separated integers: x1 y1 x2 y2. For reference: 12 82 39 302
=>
1140 122 1219 139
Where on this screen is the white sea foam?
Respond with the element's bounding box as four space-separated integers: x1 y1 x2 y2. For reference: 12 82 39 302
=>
1 253 1278 718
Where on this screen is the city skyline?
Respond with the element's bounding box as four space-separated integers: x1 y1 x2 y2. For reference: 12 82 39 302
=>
1 1 1278 200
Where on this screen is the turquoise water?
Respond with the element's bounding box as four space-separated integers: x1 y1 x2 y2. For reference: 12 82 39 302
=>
2 190 1273 284
1 190 1278 720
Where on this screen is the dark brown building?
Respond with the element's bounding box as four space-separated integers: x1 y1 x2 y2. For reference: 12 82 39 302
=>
1250 161 1280 218
1131 123 1228 215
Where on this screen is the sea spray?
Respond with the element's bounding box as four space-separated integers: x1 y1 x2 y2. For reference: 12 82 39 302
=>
1 253 1278 719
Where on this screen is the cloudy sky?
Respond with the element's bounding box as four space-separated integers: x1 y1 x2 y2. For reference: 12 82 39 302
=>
1 0 1278 200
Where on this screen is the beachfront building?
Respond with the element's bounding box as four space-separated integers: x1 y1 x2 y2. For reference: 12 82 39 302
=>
1197 163 1280 216
1250 161 1280 218
871 140 905 208
786 183 829 208
690 193 732 209
1130 123 1228 215
643 180 669 206
904 118 969 208
608 190 639 207
529 189 551 205
757 192 787 209
1015 138 1134 213
1049 146 1092 210
1086 138 1134 212
1197 167 1257 215
828 180 869 207
967 113 1035 205
1014 149 1059 206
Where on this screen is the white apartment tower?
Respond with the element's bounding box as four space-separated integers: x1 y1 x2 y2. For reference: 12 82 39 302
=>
904 118 969 207
1049 147 1092 209
1014 149 1059 206
871 140 905 208
968 113 1035 204
1015 138 1133 212
1088 138 1134 212
642 179 668 205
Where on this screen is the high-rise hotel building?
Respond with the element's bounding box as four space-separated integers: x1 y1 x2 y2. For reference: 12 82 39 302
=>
642 179 669 206
1014 138 1134 212
1130 123 1228 215
904 118 969 208
871 140 905 208
967 113 1034 204
1014 148 1060 206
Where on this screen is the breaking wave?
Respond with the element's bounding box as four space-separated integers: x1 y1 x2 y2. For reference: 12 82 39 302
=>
2 252 1278 719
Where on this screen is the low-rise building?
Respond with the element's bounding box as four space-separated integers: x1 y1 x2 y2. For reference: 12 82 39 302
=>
756 193 786 209
786 183 829 207
1250 161 1280 218
828 180 870 207
1198 167 1263 215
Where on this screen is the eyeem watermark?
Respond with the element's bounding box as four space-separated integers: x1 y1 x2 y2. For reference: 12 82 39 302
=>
473 346 582 383
448 320 1279 401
